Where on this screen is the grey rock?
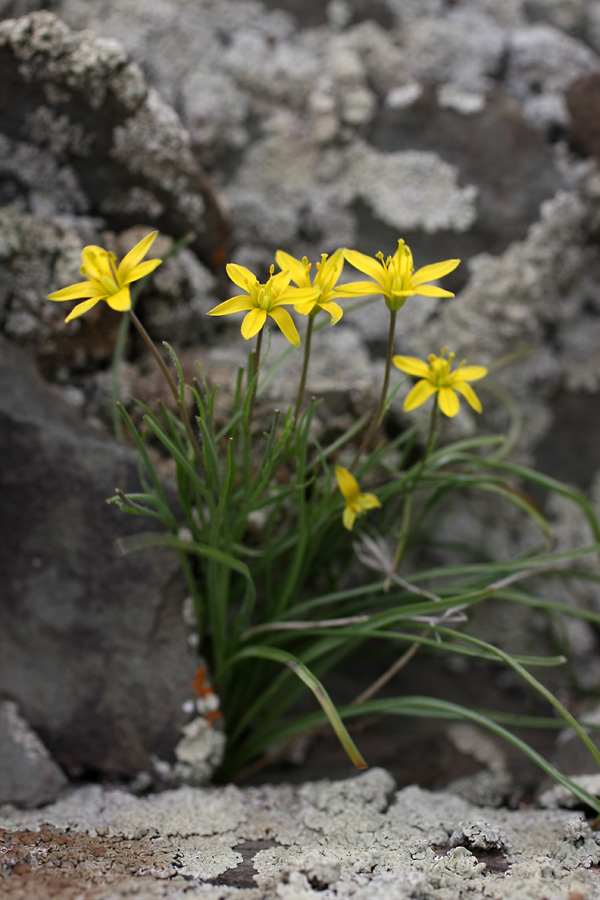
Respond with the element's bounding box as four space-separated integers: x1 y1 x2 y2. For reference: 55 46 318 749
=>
404 8 507 94
506 22 600 102
0 11 230 267
3 767 600 897
0 700 67 807
524 0 588 36
0 334 200 781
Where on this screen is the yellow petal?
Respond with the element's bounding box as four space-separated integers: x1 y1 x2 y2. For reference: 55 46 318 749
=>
278 286 320 306
241 308 267 340
404 380 437 412
392 355 430 378
316 249 344 296
64 298 101 322
335 466 359 503
411 258 460 287
437 387 460 417
124 258 162 285
412 285 455 298
344 249 385 284
342 505 357 531
294 300 317 316
117 232 159 282
275 250 309 287
270 269 292 293
106 286 132 311
268 307 300 346
453 381 482 413
319 300 343 324
47 281 104 302
227 263 258 293
81 246 112 281
207 296 253 316
333 279 379 298
448 365 487 383
357 493 381 512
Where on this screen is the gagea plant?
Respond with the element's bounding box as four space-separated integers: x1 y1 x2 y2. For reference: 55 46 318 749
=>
48 232 600 805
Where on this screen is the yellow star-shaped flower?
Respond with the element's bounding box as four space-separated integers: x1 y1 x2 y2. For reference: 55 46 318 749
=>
393 348 487 418
335 466 381 531
343 240 460 312
275 248 370 325
47 232 161 322
207 263 320 347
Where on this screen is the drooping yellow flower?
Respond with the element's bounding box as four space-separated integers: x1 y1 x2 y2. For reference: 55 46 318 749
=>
274 248 368 325
207 263 320 347
393 348 487 418
343 240 460 312
335 466 381 531
47 232 161 322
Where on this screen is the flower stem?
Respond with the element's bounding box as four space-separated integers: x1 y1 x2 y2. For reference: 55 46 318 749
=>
248 328 263 426
351 308 397 470
127 309 204 469
294 314 315 423
385 400 438 589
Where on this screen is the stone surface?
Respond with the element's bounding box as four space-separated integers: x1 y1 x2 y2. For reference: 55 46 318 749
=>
1 768 600 898
0 701 67 807
0 11 230 267
0 335 200 787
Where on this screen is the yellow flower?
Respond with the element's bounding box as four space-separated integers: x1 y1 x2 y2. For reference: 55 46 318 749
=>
274 248 369 325
207 263 320 347
47 232 161 322
335 466 381 531
343 239 460 312
393 348 487 418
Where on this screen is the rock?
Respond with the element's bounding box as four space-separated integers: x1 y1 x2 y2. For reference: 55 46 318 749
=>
0 11 230 268
0 700 67 807
0 334 200 782
566 71 600 159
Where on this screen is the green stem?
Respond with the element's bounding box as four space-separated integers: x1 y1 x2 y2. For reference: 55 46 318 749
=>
248 328 263 426
385 400 438 588
127 309 204 471
294 314 315 422
351 308 397 470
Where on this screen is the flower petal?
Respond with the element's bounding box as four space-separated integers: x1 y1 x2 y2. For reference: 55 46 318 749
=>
293 300 316 316
411 258 460 287
335 465 359 503
332 281 385 297
64 298 102 322
448 365 487 383
392 355 430 378
81 245 112 281
453 380 482 413
342 505 357 531
124 258 162 285
106 286 132 311
412 285 455 298
241 308 267 340
47 281 104 302
344 249 385 284
117 232 159 282
268 307 300 346
437 387 460 417
403 380 437 412
207 296 253 316
316 250 344 297
227 263 258 293
319 300 343 324
278 286 320 306
357 492 381 512
275 250 309 287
